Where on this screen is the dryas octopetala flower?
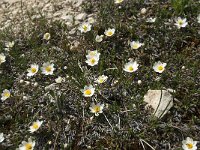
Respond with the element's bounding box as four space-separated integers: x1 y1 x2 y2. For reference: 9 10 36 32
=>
79 22 92 33
95 35 104 42
197 14 200 23
130 41 144 50
96 75 108 84
89 103 104 116
41 62 55 75
174 17 188 29
1 89 11 101
27 64 39 77
182 137 198 150
43 33 51 40
29 120 43 133
86 50 100 58
85 56 99 66
87 17 95 24
17 137 35 150
0 133 4 143
81 85 95 97
85 50 100 66
0 53 6 65
114 0 124 4
123 61 139 73
104 28 115 37
153 61 167 73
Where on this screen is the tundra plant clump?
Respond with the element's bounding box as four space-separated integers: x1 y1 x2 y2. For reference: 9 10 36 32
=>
0 0 199 149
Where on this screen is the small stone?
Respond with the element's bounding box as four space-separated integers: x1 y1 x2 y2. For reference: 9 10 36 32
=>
19 80 24 83
69 28 76 34
75 13 87 21
45 83 56 91
144 90 173 118
74 0 84 7
137 80 142 85
65 22 73 27
140 8 147 15
23 96 28 100
55 76 63 83
33 82 38 87
25 81 30 85
61 15 73 22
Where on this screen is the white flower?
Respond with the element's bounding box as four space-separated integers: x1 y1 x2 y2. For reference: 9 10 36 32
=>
88 17 95 24
43 33 51 40
55 76 63 83
86 50 100 58
0 53 6 65
146 17 156 23
29 120 43 133
17 138 35 150
114 0 124 4
5 41 15 48
41 62 55 75
153 61 167 73
85 56 99 66
95 35 104 42
89 103 104 116
27 64 39 77
0 133 5 143
104 28 115 37
182 137 198 150
96 75 108 84
197 14 200 23
174 17 188 29
85 50 100 66
1 89 11 101
78 22 92 33
130 41 144 50
123 61 139 73
81 85 95 97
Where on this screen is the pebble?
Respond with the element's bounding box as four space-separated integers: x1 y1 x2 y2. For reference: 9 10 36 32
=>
75 13 87 21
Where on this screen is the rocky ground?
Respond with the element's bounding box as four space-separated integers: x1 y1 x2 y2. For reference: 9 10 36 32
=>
0 0 92 31
0 0 96 51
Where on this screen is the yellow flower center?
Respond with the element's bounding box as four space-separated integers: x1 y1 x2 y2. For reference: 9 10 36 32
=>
158 66 164 71
90 58 96 64
128 66 134 72
93 106 100 113
99 78 104 83
107 31 113 36
117 0 123 3
132 44 139 49
44 34 50 39
31 68 37 73
45 66 52 72
83 25 88 31
4 92 10 98
178 20 183 25
84 89 92 95
186 143 193 149
32 122 39 129
25 143 33 150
